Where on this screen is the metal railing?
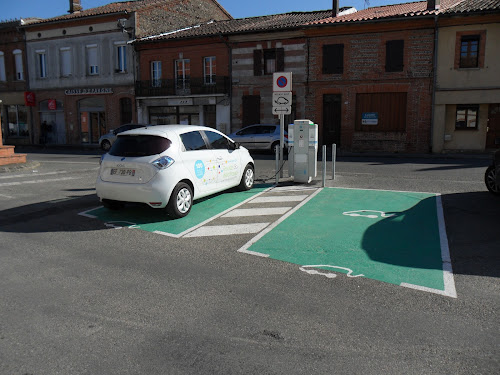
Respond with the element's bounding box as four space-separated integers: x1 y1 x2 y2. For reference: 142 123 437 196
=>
135 76 229 97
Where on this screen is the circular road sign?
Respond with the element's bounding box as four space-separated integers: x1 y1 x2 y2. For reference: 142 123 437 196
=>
277 76 288 88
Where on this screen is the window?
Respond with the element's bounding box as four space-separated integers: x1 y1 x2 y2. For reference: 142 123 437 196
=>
204 131 231 150
323 44 344 74
0 52 5 81
459 35 479 68
175 59 190 90
7 105 29 137
385 40 404 72
180 131 207 151
86 44 99 75
13 49 24 80
116 43 127 73
253 48 284 76
151 61 162 87
456 105 478 129
60 47 72 77
204 56 216 85
37 50 47 78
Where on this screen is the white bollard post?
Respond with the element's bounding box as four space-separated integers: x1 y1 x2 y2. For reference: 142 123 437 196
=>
275 143 280 185
322 145 326 187
332 143 336 180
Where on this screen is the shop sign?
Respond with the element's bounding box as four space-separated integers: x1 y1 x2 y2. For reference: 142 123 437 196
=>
167 98 193 106
64 88 113 95
48 99 57 110
362 112 379 125
24 91 36 106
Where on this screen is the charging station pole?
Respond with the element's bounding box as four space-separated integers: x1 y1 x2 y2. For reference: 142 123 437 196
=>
272 72 292 179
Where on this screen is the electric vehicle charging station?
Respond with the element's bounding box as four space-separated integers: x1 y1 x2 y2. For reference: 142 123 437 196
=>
288 119 318 183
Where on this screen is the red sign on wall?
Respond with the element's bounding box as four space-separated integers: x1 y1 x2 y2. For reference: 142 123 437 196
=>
24 91 36 106
48 99 57 110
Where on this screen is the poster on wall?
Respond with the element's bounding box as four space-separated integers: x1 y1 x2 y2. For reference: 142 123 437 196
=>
48 99 57 110
24 92 36 106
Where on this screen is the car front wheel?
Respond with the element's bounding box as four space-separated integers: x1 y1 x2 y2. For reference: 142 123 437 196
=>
484 166 500 195
238 164 254 191
167 182 193 218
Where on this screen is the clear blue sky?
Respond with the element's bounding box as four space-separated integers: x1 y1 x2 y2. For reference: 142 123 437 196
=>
1 0 411 21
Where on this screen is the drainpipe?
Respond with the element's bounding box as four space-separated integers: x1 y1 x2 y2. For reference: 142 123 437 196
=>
430 14 439 153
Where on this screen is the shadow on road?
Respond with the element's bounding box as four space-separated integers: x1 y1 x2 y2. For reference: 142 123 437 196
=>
361 191 499 279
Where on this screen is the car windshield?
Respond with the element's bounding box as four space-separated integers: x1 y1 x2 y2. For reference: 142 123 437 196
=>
109 135 171 157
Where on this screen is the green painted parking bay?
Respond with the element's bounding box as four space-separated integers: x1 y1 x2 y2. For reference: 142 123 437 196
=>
241 188 457 298
80 184 271 237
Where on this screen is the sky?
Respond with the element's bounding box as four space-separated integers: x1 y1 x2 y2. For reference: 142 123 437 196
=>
1 0 413 21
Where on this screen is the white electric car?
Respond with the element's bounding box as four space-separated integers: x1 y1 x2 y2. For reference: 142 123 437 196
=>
96 125 255 218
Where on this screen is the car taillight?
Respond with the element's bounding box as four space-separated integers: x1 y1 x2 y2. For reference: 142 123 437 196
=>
152 156 175 169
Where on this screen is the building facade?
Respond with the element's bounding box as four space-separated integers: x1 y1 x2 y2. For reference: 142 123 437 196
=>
0 19 36 146
135 31 231 134
432 0 500 152
20 0 231 147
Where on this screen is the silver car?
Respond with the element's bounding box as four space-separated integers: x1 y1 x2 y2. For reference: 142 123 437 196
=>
228 124 288 153
98 124 147 151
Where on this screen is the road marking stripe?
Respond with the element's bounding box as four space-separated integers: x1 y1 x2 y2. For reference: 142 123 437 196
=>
401 194 457 298
184 223 270 237
0 170 68 179
249 195 308 203
222 207 291 217
0 177 80 187
238 188 323 256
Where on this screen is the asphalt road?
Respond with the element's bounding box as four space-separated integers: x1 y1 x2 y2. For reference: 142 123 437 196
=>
0 148 498 374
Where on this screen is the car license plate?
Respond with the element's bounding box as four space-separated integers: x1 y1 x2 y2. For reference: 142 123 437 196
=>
111 168 135 177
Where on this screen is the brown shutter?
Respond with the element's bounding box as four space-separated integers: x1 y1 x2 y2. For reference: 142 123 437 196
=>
253 49 262 76
386 40 404 72
276 48 285 72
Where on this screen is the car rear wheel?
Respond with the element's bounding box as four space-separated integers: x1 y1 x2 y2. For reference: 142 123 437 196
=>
102 199 124 210
167 182 193 218
484 166 500 195
101 140 111 151
238 164 254 191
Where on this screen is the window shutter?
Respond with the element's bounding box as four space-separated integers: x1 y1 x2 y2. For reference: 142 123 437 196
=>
323 44 344 74
242 95 261 126
253 49 262 76
386 40 404 72
276 48 285 72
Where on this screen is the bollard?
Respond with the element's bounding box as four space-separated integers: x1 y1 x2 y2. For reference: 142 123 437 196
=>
332 143 336 180
275 143 280 185
322 145 326 187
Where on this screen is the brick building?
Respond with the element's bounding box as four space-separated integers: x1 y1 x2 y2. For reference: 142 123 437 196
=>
134 23 232 133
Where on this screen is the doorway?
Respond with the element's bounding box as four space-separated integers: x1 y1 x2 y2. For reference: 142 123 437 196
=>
486 104 500 148
79 98 106 144
323 94 341 146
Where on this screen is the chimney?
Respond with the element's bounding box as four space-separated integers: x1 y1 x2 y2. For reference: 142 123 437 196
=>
332 0 339 17
427 0 441 10
69 0 82 14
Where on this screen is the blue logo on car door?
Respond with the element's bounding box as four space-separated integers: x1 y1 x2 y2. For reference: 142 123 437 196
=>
194 160 205 178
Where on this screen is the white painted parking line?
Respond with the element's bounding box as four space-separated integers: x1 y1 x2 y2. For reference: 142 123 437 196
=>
184 222 270 237
0 177 81 187
222 207 291 218
0 171 68 179
250 195 308 203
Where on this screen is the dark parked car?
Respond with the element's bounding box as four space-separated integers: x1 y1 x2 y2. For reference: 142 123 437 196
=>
228 124 288 154
98 124 147 151
484 149 500 195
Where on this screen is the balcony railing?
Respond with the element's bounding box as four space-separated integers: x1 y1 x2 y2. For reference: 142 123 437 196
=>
135 76 229 97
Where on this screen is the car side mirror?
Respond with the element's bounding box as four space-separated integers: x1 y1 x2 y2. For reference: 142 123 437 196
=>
231 142 240 150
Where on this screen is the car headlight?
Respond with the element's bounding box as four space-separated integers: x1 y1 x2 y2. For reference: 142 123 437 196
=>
152 156 175 169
